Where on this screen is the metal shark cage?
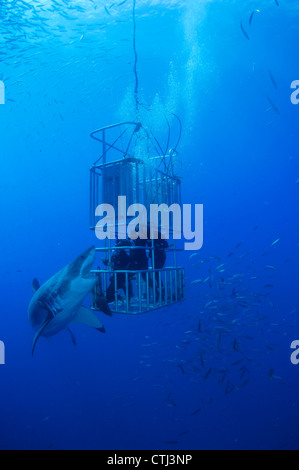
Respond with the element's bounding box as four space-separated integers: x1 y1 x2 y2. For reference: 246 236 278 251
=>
89 120 185 315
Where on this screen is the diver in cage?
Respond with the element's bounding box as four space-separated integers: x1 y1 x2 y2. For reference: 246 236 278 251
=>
148 229 169 298
151 236 168 271
129 226 168 300
129 237 149 276
104 239 133 303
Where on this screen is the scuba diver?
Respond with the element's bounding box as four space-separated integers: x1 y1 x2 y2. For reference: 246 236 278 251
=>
129 225 168 299
129 237 149 279
151 237 168 270
104 239 133 303
148 230 169 298
102 229 169 305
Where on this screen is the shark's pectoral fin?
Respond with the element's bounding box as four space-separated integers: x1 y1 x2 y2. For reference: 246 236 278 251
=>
66 327 76 347
32 278 40 293
32 318 52 356
72 306 105 333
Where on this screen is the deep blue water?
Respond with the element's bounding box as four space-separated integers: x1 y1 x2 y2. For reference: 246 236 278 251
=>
0 0 299 450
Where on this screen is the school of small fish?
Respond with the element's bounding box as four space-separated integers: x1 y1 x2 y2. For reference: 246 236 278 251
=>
240 1 281 118
135 229 297 443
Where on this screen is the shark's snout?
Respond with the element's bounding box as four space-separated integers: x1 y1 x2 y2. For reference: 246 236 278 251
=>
80 246 96 278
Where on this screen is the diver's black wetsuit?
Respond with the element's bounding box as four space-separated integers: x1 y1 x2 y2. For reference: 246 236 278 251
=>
130 231 169 299
129 238 149 276
106 240 133 303
151 238 168 270
149 236 168 295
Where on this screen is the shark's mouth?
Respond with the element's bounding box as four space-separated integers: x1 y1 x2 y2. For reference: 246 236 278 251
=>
30 304 50 329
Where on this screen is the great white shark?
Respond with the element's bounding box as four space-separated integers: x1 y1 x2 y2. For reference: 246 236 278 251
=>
28 246 107 356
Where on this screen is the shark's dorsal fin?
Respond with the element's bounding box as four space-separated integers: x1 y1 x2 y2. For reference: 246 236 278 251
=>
32 278 40 293
32 318 52 356
66 327 76 347
72 306 105 333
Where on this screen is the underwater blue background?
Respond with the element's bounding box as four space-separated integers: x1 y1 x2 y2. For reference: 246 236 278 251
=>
0 0 299 450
